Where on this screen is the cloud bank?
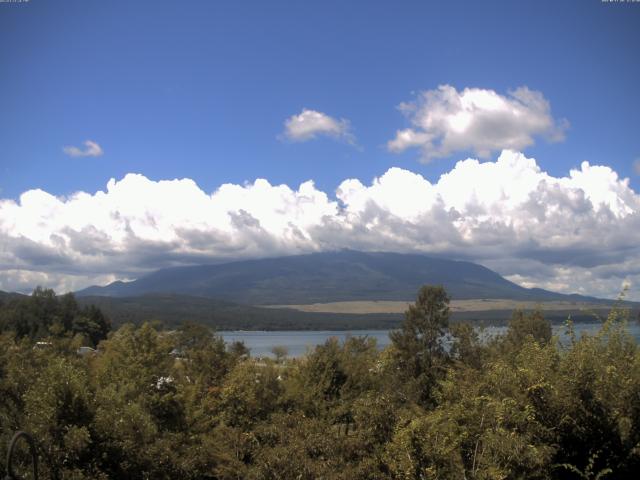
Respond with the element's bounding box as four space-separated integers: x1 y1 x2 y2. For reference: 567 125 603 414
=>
63 140 104 158
388 85 568 162
1 150 639 299
282 109 355 144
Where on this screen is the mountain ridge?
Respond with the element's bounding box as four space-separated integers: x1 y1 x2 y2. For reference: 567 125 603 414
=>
77 250 606 305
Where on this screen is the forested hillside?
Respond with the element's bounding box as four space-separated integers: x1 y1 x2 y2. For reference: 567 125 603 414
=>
76 293 404 330
1 286 639 479
0 287 110 346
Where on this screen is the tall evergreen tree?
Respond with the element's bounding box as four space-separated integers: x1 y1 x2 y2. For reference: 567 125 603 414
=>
390 285 451 406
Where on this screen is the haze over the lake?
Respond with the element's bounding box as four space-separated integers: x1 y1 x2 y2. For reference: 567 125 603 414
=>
1 0 639 300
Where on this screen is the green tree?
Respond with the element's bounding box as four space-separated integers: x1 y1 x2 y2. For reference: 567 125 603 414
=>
450 322 485 370
550 310 640 478
505 309 552 348
271 345 288 363
0 288 110 345
389 285 451 406
218 361 283 429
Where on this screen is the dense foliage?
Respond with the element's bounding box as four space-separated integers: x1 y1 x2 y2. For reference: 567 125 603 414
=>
0 287 110 346
1 286 639 479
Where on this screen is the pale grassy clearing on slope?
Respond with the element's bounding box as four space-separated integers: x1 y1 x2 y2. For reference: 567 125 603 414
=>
264 299 608 314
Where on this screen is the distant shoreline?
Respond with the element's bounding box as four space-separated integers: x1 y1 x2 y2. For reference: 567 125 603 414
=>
263 299 619 315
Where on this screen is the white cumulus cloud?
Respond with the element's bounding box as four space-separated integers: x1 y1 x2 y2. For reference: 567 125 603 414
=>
1 150 639 300
388 85 568 162
63 140 104 158
282 109 355 144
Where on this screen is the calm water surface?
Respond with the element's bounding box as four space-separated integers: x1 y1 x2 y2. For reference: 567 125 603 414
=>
221 322 640 358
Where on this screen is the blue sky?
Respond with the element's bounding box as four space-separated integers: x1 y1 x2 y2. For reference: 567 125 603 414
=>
1 0 638 197
1 0 640 299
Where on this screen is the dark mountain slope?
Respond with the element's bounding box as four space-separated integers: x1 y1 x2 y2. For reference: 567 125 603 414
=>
77 250 602 305
0 290 26 303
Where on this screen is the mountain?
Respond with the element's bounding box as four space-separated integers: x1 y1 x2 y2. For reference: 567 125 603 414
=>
0 290 26 302
77 250 602 305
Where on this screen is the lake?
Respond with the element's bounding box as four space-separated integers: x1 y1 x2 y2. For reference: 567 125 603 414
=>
221 322 640 358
